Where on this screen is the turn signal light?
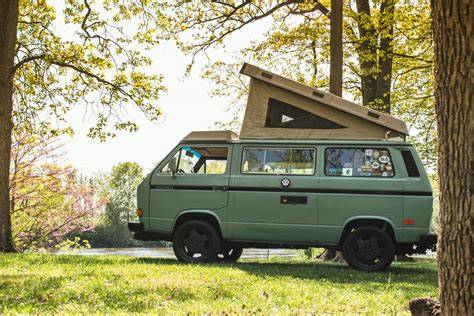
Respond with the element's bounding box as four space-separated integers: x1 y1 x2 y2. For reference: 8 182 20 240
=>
136 208 143 217
403 219 414 225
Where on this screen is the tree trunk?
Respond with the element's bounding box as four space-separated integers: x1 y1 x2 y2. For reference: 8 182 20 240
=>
329 0 343 97
432 0 473 314
355 0 394 113
355 0 378 107
375 0 394 113
0 0 19 252
316 248 344 262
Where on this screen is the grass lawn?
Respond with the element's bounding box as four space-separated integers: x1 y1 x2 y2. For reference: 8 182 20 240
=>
0 253 438 314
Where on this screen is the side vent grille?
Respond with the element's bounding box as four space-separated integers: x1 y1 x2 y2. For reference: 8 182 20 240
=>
401 150 420 177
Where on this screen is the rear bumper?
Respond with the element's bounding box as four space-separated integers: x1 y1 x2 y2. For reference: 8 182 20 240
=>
420 233 437 247
395 233 437 255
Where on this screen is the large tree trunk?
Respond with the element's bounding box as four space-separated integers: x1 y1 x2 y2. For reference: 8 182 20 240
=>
0 0 19 252
321 1 344 262
329 0 343 97
432 0 473 314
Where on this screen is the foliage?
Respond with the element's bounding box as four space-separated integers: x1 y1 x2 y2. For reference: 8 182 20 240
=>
89 162 144 247
161 0 437 170
13 0 167 140
0 254 438 313
9 131 105 252
54 237 91 253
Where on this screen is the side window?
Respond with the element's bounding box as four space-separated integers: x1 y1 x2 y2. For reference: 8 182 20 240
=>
160 146 228 174
265 98 345 129
242 148 315 175
325 148 394 177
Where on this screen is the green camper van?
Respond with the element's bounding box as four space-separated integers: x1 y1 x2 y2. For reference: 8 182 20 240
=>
129 64 437 272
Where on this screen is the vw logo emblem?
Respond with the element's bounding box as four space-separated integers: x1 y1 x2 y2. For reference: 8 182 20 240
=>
281 178 291 188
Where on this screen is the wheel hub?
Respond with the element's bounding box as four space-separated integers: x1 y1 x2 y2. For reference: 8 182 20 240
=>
183 229 208 255
355 235 384 264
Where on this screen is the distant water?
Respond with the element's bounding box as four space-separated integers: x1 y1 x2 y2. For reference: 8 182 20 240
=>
45 247 299 260
44 247 435 260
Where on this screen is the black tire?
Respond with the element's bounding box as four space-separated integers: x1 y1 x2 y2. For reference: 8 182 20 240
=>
172 220 221 263
342 226 395 272
220 246 243 263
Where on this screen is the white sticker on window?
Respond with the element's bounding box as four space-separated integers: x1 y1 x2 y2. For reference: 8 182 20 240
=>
342 168 353 176
378 155 390 164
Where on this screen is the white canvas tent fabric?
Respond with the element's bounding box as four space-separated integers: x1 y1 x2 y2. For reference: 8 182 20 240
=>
239 63 408 140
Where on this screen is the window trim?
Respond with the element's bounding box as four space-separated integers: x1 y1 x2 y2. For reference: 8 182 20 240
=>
324 147 396 178
158 145 230 175
240 146 317 176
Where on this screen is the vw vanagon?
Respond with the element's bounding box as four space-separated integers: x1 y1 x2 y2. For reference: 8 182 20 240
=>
129 131 436 271
129 64 436 271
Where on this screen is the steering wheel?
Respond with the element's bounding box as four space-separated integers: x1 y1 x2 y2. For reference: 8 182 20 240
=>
263 164 274 172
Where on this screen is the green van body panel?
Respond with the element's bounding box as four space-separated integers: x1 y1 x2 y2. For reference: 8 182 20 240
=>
135 139 433 250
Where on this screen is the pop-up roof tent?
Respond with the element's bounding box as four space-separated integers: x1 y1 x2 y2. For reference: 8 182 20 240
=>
239 63 408 140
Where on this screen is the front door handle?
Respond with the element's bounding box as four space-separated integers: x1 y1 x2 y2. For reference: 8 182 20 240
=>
214 186 228 191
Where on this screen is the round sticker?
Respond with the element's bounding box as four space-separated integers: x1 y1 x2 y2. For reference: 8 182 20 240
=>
371 161 380 169
373 150 380 159
378 155 390 164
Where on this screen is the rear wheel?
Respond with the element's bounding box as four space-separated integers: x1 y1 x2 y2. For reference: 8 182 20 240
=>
342 226 394 272
172 220 221 263
220 246 243 263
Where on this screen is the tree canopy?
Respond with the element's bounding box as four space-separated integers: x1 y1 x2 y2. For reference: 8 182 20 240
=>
13 0 166 139
161 0 436 169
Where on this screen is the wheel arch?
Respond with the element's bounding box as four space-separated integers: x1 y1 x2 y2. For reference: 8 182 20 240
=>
172 210 223 238
338 216 397 247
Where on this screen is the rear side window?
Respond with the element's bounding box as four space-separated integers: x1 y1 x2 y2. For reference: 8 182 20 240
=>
242 148 315 175
401 150 420 177
325 148 394 177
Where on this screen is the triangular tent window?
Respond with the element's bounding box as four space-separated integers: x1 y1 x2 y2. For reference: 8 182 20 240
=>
264 98 345 129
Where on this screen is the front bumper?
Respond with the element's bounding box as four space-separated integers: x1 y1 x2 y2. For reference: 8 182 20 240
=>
128 222 144 233
128 222 172 242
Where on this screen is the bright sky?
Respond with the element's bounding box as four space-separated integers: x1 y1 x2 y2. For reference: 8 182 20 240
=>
63 22 271 175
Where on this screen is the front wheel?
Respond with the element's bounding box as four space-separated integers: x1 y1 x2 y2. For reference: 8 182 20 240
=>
220 246 243 263
342 226 394 272
172 220 221 263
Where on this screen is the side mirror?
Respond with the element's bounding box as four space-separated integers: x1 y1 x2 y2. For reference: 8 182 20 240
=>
168 157 177 178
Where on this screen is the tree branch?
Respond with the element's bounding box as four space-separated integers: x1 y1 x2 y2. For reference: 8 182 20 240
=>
12 54 46 73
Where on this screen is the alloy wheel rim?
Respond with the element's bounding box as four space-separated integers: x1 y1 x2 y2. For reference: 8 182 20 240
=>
182 228 209 258
353 234 385 266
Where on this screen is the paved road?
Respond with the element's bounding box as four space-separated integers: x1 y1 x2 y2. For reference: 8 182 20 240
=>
48 247 299 260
